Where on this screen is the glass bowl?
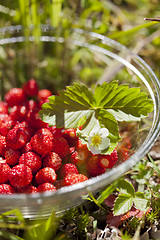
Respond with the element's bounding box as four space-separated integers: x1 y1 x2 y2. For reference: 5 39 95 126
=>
0 25 160 219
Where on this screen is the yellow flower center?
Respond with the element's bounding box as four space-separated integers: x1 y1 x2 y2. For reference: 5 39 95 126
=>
91 134 102 146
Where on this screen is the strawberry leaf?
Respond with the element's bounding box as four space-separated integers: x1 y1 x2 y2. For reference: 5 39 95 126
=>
113 193 133 216
117 179 135 196
39 81 153 154
134 191 149 212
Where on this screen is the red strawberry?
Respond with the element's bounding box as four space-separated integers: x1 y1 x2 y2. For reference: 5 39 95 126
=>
38 98 49 107
117 136 131 163
14 121 34 142
0 101 8 114
0 163 11 184
0 135 6 155
19 151 42 173
52 137 70 159
0 119 16 136
69 148 80 165
98 149 118 169
38 89 52 100
36 167 57 185
37 183 56 192
86 155 106 177
6 128 28 149
21 142 32 153
0 184 15 194
43 152 62 171
25 99 38 111
30 128 54 155
23 79 39 97
60 163 79 178
48 126 64 139
64 173 88 186
18 185 38 194
63 128 78 147
5 88 27 107
0 113 10 123
0 157 6 164
9 164 33 189
117 148 129 162
27 109 48 130
75 141 91 165
10 105 28 121
5 148 21 166
54 179 64 189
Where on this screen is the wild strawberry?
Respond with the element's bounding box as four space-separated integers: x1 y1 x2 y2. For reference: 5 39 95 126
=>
117 136 131 163
86 155 106 177
63 128 78 147
54 179 64 189
69 148 80 165
38 89 52 100
60 163 79 178
0 184 15 194
0 157 6 164
21 142 32 153
5 88 27 107
98 149 118 169
37 183 56 192
19 151 42 173
52 137 70 159
0 113 10 123
64 173 88 186
27 109 48 130
36 167 57 185
0 101 8 114
0 135 6 155
10 105 28 121
48 126 64 139
0 163 11 183
5 148 21 166
18 185 38 194
14 121 34 142
75 141 91 165
117 148 129 162
43 152 62 171
23 79 39 97
38 98 49 107
0 119 16 136
9 164 33 189
25 99 38 111
30 128 54 155
6 128 28 149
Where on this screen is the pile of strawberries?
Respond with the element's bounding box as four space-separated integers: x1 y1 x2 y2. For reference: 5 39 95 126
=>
0 79 119 194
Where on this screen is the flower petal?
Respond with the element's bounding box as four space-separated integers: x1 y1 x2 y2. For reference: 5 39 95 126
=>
89 145 101 154
99 128 109 138
99 138 110 150
90 126 100 137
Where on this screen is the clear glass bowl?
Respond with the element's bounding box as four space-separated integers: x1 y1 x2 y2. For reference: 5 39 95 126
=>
0 25 160 219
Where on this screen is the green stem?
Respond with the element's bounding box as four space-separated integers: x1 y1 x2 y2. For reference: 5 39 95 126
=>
50 0 63 27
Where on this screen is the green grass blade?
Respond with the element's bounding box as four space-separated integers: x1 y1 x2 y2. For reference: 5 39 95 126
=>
108 22 158 40
0 230 24 240
50 0 63 27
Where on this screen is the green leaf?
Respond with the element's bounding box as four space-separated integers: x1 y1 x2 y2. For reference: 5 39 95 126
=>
113 193 133 216
97 178 121 204
134 192 149 212
148 154 160 176
117 179 135 196
40 82 153 154
107 109 144 122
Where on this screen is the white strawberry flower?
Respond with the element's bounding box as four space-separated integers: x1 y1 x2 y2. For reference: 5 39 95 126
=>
88 127 110 154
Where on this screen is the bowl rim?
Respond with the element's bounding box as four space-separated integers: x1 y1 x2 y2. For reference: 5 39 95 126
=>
0 25 160 203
